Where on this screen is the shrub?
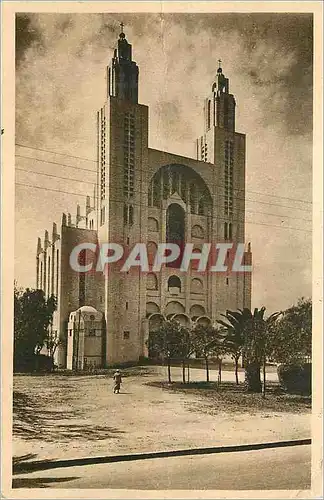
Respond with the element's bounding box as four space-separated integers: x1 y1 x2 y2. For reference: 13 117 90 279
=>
14 354 54 373
277 363 311 395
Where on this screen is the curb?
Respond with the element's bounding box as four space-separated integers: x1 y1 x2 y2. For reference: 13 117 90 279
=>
13 438 311 474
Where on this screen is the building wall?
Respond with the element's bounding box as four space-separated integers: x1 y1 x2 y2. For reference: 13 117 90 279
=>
57 223 103 367
97 96 149 363
35 32 252 368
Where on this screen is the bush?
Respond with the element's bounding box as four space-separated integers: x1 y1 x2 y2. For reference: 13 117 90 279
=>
14 354 54 373
277 363 311 395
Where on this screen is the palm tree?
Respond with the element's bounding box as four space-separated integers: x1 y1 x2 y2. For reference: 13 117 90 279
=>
243 307 281 394
217 307 281 393
218 315 244 385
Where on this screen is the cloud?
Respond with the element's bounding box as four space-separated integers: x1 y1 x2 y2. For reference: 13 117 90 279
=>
15 14 43 67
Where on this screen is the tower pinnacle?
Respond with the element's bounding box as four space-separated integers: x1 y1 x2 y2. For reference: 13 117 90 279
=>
202 62 235 133
119 22 125 39
107 24 139 103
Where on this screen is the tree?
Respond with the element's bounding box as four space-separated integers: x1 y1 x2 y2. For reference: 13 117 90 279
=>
44 329 62 365
269 298 312 365
14 286 57 371
260 310 282 397
147 319 183 383
217 312 245 385
218 307 280 393
192 324 224 382
242 307 281 394
177 325 194 384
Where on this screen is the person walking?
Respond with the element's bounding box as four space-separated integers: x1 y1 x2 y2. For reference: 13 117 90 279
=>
113 369 122 394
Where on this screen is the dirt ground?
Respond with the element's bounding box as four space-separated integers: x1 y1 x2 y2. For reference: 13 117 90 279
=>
13 365 311 463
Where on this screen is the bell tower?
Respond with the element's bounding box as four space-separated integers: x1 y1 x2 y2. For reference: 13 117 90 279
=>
197 61 250 318
97 24 149 364
197 61 237 163
205 60 236 133
196 60 247 245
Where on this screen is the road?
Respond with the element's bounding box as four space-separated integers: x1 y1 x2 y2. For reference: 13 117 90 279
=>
13 444 311 490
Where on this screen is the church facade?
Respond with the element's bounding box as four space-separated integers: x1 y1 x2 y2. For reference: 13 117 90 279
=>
36 28 252 369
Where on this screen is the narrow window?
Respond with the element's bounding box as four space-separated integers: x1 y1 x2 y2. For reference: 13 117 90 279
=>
153 181 160 207
129 205 134 225
224 222 228 240
79 249 86 307
207 100 211 129
40 261 43 290
148 188 153 206
190 184 196 214
229 222 233 240
56 249 59 298
198 198 205 216
123 204 128 225
100 207 105 226
47 256 51 297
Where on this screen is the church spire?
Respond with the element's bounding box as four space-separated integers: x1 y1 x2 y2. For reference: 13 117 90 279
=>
213 60 230 95
203 60 235 132
107 24 139 103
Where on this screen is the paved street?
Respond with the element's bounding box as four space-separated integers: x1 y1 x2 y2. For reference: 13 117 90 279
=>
13 444 311 490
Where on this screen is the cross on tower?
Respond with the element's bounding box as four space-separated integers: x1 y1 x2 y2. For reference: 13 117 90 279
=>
120 22 124 32
218 59 222 68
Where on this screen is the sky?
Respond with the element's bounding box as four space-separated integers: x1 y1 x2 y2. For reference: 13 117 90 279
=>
15 12 313 313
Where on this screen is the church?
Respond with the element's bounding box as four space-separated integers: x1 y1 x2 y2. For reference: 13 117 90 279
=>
36 26 252 369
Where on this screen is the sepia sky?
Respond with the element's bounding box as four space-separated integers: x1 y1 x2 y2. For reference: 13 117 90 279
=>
15 12 313 313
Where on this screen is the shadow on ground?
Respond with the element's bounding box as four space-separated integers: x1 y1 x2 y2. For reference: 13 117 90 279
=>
12 438 311 477
13 476 79 488
13 391 125 442
146 381 311 414
13 453 64 476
